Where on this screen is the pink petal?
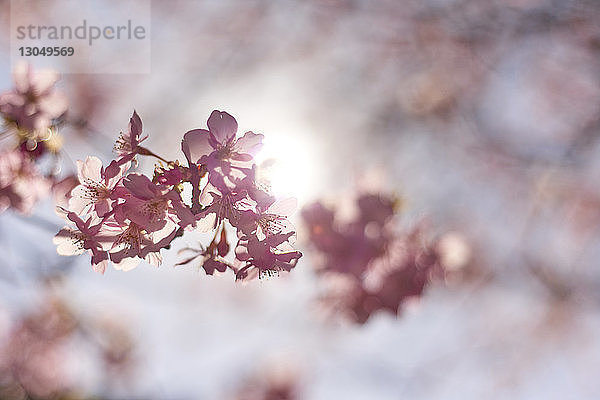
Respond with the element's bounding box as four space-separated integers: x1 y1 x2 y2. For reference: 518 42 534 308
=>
104 159 130 186
144 252 162 267
38 92 68 119
91 252 109 273
231 153 253 162
12 62 31 93
95 198 111 217
207 110 237 143
52 175 78 212
31 68 60 95
92 259 108 274
112 256 141 271
122 173 156 199
182 129 212 164
129 110 143 143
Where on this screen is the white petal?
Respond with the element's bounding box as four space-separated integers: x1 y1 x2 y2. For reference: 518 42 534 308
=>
268 197 297 217
112 257 140 271
195 213 216 233
77 156 103 184
53 229 84 256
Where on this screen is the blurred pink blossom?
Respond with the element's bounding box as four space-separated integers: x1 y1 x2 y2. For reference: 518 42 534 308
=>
0 149 50 215
0 62 67 135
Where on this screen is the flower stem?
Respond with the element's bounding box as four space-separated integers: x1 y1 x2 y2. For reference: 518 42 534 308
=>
137 146 170 163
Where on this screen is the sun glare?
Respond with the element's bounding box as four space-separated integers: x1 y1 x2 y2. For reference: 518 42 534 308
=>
254 129 317 205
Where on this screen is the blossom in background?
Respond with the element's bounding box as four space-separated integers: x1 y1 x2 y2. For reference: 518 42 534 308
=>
0 62 67 137
0 149 50 215
302 195 393 278
0 63 68 215
232 365 301 400
302 193 445 323
0 292 135 399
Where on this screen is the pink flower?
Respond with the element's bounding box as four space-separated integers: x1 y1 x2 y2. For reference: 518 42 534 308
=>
50 108 303 278
51 175 78 213
302 193 443 323
155 164 186 185
181 110 263 190
113 110 147 163
68 156 128 217
235 232 302 280
194 183 251 231
0 62 67 134
53 210 112 274
115 174 195 232
177 229 231 275
355 193 396 228
237 197 297 240
108 220 179 271
0 149 50 215
301 198 388 278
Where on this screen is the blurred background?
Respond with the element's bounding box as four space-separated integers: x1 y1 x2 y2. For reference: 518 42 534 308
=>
1 0 600 398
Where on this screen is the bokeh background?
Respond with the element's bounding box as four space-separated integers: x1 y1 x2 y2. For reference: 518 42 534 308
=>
1 0 600 398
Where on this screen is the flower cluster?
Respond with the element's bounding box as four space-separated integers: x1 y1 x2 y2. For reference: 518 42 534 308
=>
0 292 134 399
0 148 51 214
232 365 300 400
302 193 445 323
55 109 302 278
0 63 66 214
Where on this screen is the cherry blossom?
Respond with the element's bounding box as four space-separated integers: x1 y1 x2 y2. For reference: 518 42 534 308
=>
302 193 444 323
0 62 67 136
108 220 179 271
0 63 66 215
177 228 231 275
0 65 301 276
48 107 302 277
117 173 195 232
0 149 50 215
53 209 112 274
237 197 297 240
194 182 250 231
68 156 129 217
235 232 302 280
181 110 263 190
113 110 147 164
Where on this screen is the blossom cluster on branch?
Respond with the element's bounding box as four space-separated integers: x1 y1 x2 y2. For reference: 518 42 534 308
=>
302 193 445 323
0 63 302 278
57 112 305 281
53 109 302 277
0 292 134 399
